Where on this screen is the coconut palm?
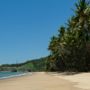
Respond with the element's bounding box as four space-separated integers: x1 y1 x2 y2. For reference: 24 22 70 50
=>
47 0 90 71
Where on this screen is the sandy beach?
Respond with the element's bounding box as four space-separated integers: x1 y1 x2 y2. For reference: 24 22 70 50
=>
0 72 89 90
54 72 90 90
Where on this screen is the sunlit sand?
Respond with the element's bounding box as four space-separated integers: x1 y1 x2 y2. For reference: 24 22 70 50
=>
0 72 85 90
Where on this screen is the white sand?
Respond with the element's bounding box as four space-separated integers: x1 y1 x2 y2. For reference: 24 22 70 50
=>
55 72 90 90
0 72 82 90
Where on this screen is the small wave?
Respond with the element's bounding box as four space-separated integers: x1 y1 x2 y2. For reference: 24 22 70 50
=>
0 72 32 80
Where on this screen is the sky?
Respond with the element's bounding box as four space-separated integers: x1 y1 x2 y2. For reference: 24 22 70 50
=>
0 0 76 64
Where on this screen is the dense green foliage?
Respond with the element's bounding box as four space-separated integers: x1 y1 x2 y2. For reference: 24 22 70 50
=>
18 57 47 71
0 57 47 72
46 0 90 72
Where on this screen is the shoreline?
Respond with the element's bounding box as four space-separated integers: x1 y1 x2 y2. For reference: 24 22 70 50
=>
0 72 32 80
0 72 84 90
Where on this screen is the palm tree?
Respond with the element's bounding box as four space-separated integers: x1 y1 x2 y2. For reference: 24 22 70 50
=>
47 0 90 71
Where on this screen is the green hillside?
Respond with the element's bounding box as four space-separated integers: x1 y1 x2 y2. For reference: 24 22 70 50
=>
0 57 47 72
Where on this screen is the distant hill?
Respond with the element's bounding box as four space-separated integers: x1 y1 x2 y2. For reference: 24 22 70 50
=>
0 57 47 72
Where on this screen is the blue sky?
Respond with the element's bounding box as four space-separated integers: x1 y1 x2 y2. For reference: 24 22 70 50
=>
0 0 76 64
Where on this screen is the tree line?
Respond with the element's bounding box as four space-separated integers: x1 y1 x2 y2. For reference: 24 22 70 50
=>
46 0 90 72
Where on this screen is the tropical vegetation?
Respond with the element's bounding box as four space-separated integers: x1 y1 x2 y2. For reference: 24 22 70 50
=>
46 0 90 72
0 57 46 72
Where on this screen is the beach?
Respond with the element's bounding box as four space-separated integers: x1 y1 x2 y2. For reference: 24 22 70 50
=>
55 72 90 90
0 72 89 90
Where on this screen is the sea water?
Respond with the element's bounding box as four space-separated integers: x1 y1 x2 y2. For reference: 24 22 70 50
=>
0 71 28 80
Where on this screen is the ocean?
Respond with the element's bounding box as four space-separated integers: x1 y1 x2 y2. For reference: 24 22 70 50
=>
0 71 28 80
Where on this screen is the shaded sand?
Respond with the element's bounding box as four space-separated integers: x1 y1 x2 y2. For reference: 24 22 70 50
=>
0 72 83 90
53 72 90 90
